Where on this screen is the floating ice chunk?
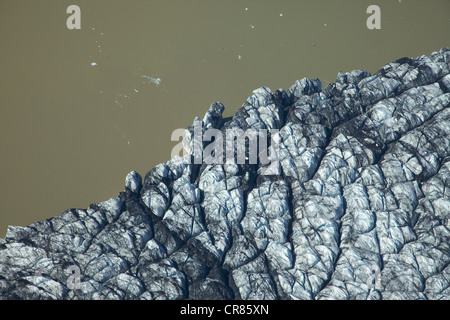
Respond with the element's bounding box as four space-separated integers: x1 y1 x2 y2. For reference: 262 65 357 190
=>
141 74 161 86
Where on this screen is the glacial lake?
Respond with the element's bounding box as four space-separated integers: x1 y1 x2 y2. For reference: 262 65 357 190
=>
0 0 449 236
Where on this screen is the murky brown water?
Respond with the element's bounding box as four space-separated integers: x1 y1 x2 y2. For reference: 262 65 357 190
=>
0 0 449 237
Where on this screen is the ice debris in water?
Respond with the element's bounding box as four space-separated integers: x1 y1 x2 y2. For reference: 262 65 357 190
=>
141 74 161 86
